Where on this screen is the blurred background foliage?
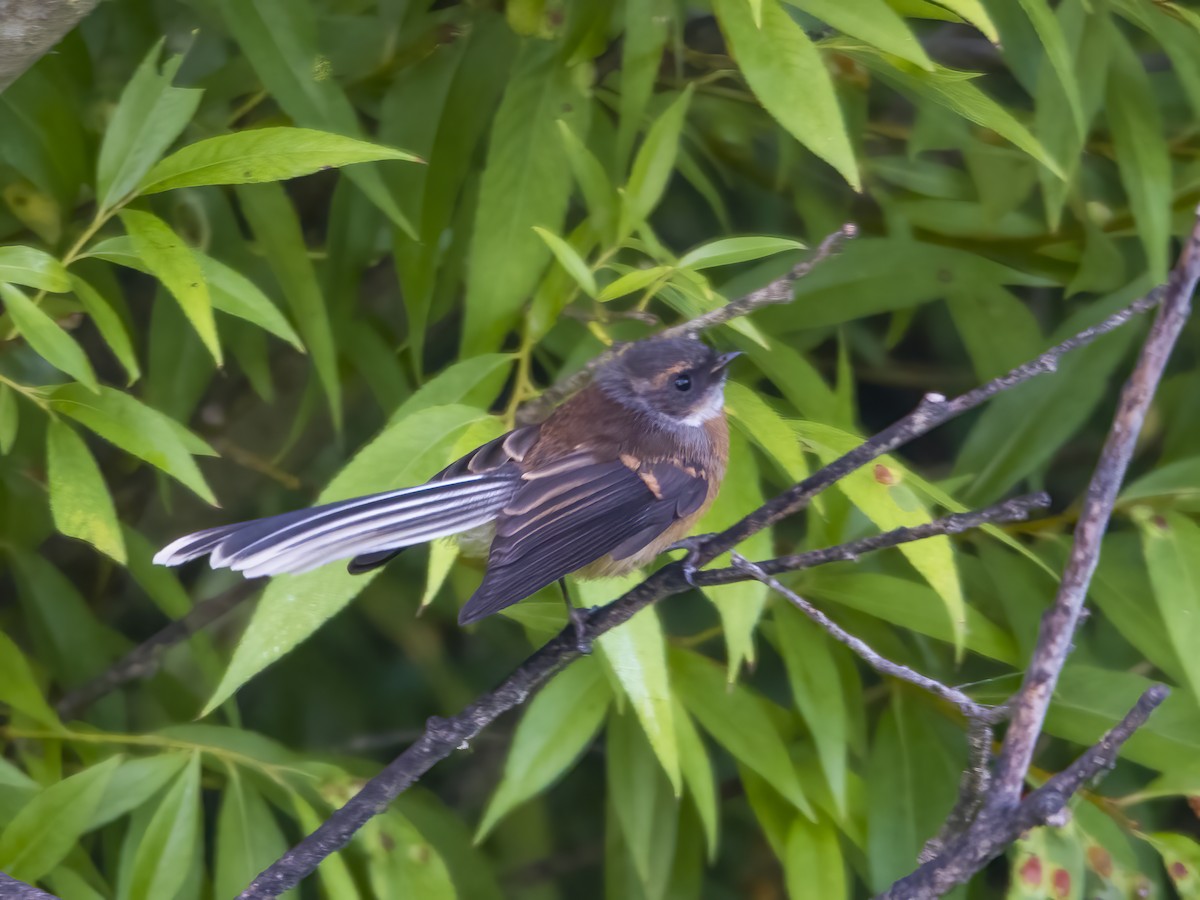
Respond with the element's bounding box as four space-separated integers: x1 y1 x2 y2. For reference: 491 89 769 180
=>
1 0 1199 897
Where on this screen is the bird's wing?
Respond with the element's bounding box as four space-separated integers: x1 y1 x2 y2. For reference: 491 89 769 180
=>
154 474 520 578
458 453 708 624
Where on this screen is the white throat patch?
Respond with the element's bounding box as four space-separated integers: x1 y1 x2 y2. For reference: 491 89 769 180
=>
678 384 726 427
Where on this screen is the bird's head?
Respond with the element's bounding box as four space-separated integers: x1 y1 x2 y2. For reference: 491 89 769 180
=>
596 336 741 426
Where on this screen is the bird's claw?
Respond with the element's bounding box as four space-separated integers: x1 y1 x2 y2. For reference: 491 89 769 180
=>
669 533 716 586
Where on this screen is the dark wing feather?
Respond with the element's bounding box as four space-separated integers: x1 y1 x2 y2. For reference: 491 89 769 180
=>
457 457 707 624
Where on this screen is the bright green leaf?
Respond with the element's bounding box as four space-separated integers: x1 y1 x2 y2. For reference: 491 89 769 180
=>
0 245 70 292
715 0 860 189
215 770 291 900
119 209 221 365
88 753 190 830
785 0 934 69
68 274 140 383
0 283 99 391
199 253 304 350
139 126 418 195
46 419 125 563
476 657 611 840
532 226 597 298
785 815 846 900
558 119 617 241
622 85 694 236
387 354 514 425
596 266 671 303
678 235 806 271
1137 510 1200 712
126 754 202 900
674 697 719 859
934 0 999 41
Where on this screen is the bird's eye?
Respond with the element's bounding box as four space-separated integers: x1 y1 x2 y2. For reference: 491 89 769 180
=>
674 374 692 392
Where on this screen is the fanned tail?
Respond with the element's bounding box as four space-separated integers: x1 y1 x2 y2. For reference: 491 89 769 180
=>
153 475 518 578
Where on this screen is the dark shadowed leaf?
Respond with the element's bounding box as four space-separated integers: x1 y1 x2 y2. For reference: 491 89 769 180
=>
0 630 60 728
68 274 140 383
0 283 98 391
1136 510 1200 712
215 770 292 900
0 384 17 453
124 753 202 900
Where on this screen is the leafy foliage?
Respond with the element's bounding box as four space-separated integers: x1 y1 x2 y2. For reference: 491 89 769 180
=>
0 0 1198 897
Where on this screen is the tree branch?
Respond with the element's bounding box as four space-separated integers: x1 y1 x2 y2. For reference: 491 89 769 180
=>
0 0 100 93
881 206 1200 898
0 873 60 900
237 225 1179 896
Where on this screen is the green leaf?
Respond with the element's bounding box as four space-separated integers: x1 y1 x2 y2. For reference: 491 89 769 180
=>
0 755 120 883
784 0 934 69
476 657 611 840
0 283 98 391
558 119 617 241
678 235 806 271
204 405 489 712
88 753 190 830
947 283 1044 381
1106 25 1172 283
578 574 679 793
0 245 70 292
725 381 808 484
617 0 673 168
118 209 220 366
606 710 678 900
1145 833 1200 898
462 40 587 354
125 754 202 900
866 692 966 891
68 274 140 383
236 183 341 425
532 226 597 298
198 253 304 350
0 630 60 729
139 126 418 195
621 86 694 236
1137 511 1200 712
596 266 671 303
773 606 848 817
214 0 414 235
784 815 846 900
46 419 125 563
387 354 514 425
49 383 217 504
715 0 860 190
671 647 813 817
215 770 291 900
95 41 203 212
1017 0 1085 137
1122 456 1200 503
673 698 718 859
0 384 18 454
932 0 999 41
365 811 456 900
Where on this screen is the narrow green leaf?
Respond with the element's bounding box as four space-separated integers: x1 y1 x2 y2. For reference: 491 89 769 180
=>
1137 511 1200 711
715 0 860 189
236 183 341 425
198 253 303 350
578 574 679 793
0 283 98 391
420 540 460 612
784 0 934 69
1145 833 1200 898
215 770 291 900
88 753 190 830
95 42 203 212
388 354 514 425
596 266 671 303
0 630 61 728
674 698 718 859
558 119 617 241
1121 456 1200 503
773 606 847 817
784 815 846 900
205 405 489 712
46 419 125 563
139 127 419 195
679 235 805 270
476 657 611 840
119 209 220 366
671 647 813 816
49 383 217 504
462 40 587 353
1106 25 1172 283
365 811 457 900
532 226 597 298
0 384 18 454
933 0 999 41
0 755 120 882
617 0 672 168
126 754 202 900
621 86 693 236
0 245 70 292
725 381 808 484
1017 0 1085 137
68 275 140 383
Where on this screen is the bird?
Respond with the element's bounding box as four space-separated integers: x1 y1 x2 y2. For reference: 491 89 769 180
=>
154 335 739 628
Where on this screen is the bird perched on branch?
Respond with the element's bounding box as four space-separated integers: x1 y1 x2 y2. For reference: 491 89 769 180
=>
155 336 738 627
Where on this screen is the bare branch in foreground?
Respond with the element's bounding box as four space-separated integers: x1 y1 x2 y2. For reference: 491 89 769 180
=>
882 207 1200 898
0 0 101 93
55 583 259 721
515 223 857 425
0 873 60 900
730 553 1005 723
238 213 1188 898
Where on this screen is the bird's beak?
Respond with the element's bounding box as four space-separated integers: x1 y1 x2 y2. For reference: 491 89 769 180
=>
713 351 743 372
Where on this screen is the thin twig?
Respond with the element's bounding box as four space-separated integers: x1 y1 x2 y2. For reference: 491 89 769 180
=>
515 223 857 425
920 720 994 863
730 554 1005 723
55 583 259 721
239 222 1178 899
0 873 60 900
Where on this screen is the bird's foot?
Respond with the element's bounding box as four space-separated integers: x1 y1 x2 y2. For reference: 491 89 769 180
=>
567 605 595 655
668 533 717 586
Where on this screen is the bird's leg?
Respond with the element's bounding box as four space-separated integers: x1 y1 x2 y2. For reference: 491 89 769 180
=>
668 534 717 586
559 578 593 655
